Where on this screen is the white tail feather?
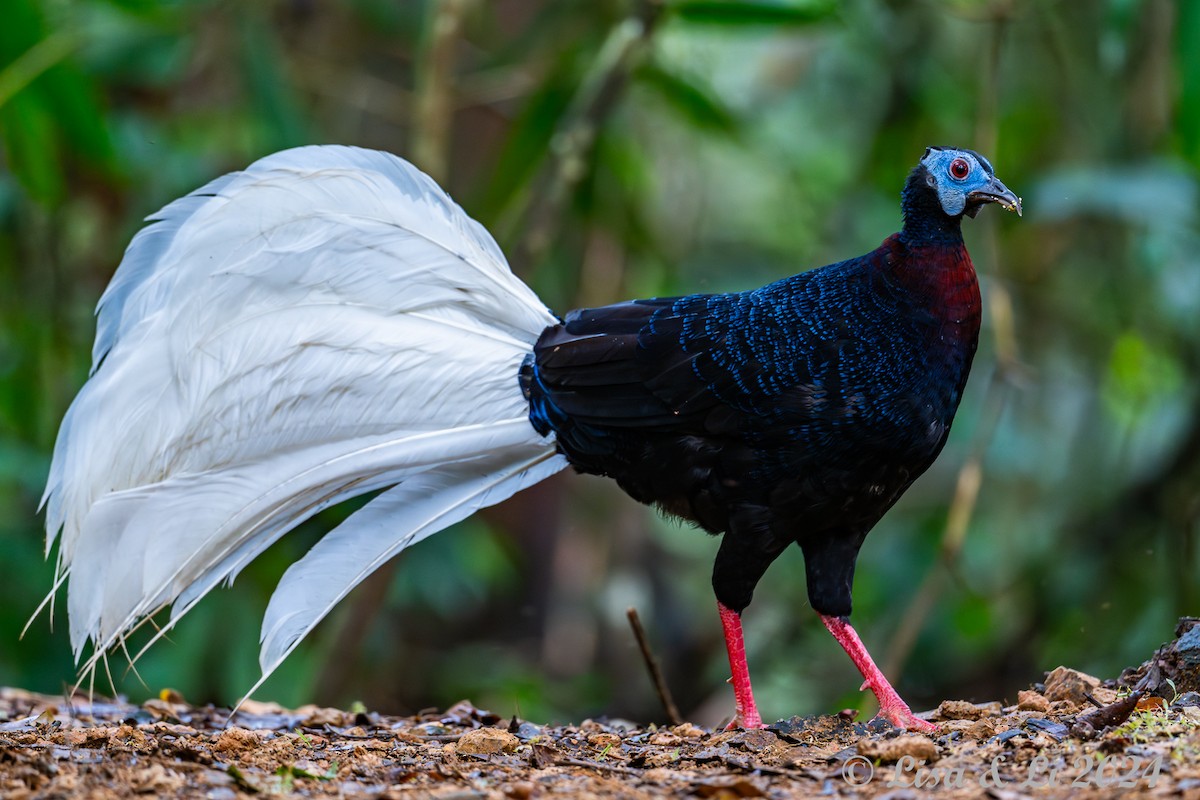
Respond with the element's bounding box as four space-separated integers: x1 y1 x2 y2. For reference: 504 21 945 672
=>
259 446 563 677
41 145 567 692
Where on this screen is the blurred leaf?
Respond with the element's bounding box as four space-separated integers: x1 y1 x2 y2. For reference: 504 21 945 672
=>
0 0 116 195
81 5 192 87
474 70 576 229
98 0 166 14
635 60 739 138
0 0 43 56
34 59 118 170
1102 332 1184 429
0 441 49 494
351 0 419 35
1177 1 1200 166
588 130 659 260
669 0 835 26
388 521 518 616
1030 164 1197 229
0 31 78 111
239 11 309 151
1 95 64 203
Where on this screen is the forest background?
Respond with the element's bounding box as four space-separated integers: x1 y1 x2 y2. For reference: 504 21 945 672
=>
0 0 1196 728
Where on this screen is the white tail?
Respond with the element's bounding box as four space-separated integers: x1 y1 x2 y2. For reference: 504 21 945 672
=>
39 145 567 689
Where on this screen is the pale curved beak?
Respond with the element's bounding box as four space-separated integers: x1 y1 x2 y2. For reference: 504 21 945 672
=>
967 176 1022 217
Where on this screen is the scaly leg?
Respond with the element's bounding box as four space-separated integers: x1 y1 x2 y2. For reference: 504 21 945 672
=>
718 601 764 729
820 614 936 732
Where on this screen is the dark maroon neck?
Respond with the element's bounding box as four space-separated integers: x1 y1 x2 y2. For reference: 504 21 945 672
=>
882 234 981 328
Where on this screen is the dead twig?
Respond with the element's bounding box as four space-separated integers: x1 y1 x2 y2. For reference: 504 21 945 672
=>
626 607 684 726
557 756 643 775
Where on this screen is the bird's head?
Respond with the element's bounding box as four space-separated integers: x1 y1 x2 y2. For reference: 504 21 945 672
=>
917 146 1021 219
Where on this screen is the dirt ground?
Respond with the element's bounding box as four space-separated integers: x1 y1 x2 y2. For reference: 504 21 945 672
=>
4 621 1200 799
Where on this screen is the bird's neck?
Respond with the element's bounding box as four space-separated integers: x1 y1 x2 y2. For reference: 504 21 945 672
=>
881 233 981 330
890 173 979 323
898 177 964 247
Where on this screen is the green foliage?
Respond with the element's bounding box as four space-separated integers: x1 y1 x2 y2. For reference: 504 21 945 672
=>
669 1 836 27
634 60 741 139
0 0 1196 726
0 0 116 203
1177 1 1200 166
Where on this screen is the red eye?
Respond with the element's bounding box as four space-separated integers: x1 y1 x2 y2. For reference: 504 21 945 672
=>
949 158 970 179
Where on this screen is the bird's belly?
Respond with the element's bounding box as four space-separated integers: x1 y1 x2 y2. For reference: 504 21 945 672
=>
543 370 966 536
745 398 957 525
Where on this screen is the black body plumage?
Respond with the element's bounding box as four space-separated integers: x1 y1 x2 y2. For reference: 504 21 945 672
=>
520 156 995 621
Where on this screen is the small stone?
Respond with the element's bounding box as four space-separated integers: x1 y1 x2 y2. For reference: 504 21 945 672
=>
734 729 777 752
530 742 560 768
856 734 938 763
1043 666 1102 705
298 705 351 727
649 730 682 746
642 767 680 784
1024 717 1070 742
456 727 519 756
236 699 288 716
1176 624 1200 667
587 732 622 749
641 749 679 768
213 727 259 754
512 721 543 741
935 700 990 720
504 782 535 799
1017 689 1050 712
693 778 766 797
141 699 180 720
672 722 707 738
965 718 998 740
130 764 185 794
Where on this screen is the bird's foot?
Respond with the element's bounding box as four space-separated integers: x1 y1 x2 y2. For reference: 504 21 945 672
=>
723 700 764 730
874 696 937 733
822 614 937 734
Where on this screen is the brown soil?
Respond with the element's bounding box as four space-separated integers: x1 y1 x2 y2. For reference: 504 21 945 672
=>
3 622 1200 799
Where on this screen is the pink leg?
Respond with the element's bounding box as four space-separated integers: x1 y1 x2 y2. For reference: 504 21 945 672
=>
718 602 764 729
820 614 936 732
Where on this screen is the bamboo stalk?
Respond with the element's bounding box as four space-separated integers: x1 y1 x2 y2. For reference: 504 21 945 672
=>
413 0 471 183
